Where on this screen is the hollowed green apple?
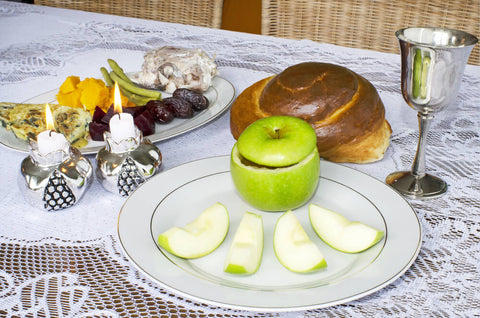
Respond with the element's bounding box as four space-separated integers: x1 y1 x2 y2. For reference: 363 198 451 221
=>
224 211 263 275
157 202 229 259
230 116 320 211
309 204 384 253
274 210 327 273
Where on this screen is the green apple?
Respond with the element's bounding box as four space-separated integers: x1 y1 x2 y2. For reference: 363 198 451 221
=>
309 204 384 253
230 116 320 211
273 210 327 273
224 212 263 275
157 202 229 259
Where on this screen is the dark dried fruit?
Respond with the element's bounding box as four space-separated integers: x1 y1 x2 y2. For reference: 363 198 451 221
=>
173 88 209 111
146 100 174 124
163 97 193 118
134 110 155 136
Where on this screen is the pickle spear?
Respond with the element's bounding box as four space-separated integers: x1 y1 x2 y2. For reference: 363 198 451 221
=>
100 67 114 87
107 59 133 84
110 71 162 99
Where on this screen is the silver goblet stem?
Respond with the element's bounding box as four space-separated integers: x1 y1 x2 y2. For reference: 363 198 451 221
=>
412 112 432 180
387 27 477 199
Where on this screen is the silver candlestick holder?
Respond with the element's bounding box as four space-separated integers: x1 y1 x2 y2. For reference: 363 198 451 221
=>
95 128 162 197
19 139 94 211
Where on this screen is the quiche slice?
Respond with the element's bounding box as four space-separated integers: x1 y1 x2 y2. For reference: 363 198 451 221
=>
0 102 92 148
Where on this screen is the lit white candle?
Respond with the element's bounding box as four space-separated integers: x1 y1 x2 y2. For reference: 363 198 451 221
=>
37 104 69 156
109 82 135 142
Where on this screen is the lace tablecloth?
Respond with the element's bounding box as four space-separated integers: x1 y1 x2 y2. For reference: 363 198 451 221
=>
1 1 479 317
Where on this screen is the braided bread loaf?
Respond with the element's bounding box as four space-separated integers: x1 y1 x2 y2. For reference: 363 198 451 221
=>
230 62 392 163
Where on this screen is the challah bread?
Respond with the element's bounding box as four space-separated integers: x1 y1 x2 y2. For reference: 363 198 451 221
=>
230 62 392 163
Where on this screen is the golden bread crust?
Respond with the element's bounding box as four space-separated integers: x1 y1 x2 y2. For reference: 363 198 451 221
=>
229 62 392 163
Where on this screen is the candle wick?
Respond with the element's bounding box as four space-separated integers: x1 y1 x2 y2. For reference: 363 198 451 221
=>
49 130 54 137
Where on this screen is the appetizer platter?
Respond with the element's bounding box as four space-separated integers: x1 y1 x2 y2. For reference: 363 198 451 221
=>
0 76 234 155
0 47 234 155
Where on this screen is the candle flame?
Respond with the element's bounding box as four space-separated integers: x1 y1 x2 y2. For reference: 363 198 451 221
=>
45 104 55 131
113 82 123 114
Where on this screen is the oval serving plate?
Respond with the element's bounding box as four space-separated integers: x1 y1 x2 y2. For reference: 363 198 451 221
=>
0 76 234 155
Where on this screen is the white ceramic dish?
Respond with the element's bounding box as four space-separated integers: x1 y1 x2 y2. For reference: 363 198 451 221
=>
0 76 234 154
117 156 422 312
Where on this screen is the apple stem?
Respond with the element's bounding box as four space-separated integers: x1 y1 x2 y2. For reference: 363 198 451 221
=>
274 128 280 139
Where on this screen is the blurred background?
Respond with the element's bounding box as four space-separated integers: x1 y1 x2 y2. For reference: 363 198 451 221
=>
5 0 262 34
4 0 479 65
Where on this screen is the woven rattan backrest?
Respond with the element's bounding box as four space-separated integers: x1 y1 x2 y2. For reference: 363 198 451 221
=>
34 0 223 29
262 0 480 65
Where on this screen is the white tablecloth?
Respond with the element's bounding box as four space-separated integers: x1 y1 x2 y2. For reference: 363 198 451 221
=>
1 1 479 316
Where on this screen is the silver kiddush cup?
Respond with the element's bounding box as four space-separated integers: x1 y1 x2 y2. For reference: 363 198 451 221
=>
386 27 477 198
19 140 94 211
95 128 162 197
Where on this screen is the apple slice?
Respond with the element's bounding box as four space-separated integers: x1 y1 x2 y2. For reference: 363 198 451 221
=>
273 210 327 273
309 204 384 253
224 212 264 275
157 202 229 259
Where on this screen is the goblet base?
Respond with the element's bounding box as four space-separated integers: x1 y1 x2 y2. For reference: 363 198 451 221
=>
386 171 447 199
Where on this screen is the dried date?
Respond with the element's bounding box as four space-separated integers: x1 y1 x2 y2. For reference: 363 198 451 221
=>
163 97 193 118
146 100 174 124
173 88 209 111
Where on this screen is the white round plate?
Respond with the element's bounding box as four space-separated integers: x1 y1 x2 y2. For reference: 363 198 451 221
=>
117 156 422 312
0 76 234 154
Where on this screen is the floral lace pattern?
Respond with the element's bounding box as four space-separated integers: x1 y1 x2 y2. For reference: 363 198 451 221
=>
1 1 479 316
